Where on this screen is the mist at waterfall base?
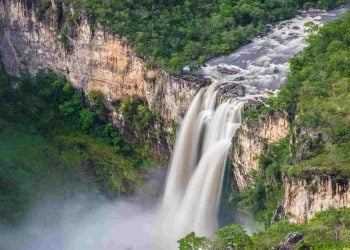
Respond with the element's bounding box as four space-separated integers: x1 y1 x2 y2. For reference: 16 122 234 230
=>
0 196 156 249
0 168 168 250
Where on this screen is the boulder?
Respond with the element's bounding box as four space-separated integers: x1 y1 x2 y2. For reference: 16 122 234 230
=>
217 65 241 75
274 232 305 250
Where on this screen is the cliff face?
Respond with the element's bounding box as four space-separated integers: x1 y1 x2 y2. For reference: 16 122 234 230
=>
283 176 350 223
232 112 290 190
232 112 350 223
0 0 207 155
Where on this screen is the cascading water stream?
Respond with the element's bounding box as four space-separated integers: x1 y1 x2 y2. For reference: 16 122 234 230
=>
156 83 245 248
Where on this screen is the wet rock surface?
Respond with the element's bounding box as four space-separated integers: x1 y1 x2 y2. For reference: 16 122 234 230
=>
274 232 305 250
216 82 246 98
216 65 241 75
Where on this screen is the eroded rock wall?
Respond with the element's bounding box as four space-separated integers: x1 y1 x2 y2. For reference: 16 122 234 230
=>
232 112 290 190
232 111 350 223
283 175 350 223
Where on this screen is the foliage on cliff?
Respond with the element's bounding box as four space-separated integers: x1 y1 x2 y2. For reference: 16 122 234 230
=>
0 65 152 224
230 135 291 225
228 10 350 239
119 97 157 134
279 11 350 178
179 208 350 249
38 0 344 72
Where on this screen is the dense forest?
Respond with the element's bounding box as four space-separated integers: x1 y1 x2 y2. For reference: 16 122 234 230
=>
180 9 350 250
0 63 157 224
38 0 345 72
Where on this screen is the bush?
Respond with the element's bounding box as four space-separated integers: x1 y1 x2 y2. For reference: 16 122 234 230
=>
89 90 107 115
214 224 252 249
119 97 156 133
178 232 207 250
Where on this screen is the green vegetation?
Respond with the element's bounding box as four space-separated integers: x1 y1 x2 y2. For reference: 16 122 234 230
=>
252 208 350 249
179 208 350 249
119 97 156 134
39 0 344 72
0 63 152 224
214 224 253 249
178 232 208 250
118 96 168 154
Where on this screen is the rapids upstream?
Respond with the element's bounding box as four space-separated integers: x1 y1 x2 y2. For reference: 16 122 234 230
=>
197 6 348 93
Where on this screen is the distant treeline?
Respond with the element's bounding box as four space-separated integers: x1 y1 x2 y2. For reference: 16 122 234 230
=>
36 0 345 72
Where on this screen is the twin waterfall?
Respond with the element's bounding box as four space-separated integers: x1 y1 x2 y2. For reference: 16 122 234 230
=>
155 84 245 247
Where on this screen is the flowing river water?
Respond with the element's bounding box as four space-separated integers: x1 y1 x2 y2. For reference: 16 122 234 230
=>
1 6 348 250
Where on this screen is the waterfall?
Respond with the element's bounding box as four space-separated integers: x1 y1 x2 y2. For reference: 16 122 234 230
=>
153 7 350 248
155 84 245 247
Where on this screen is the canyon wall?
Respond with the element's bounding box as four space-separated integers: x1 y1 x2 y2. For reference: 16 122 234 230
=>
232 112 290 190
232 112 350 222
283 175 350 223
0 0 207 155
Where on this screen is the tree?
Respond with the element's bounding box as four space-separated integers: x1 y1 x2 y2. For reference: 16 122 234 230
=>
311 208 350 242
79 108 95 131
178 232 208 250
214 224 252 249
89 90 107 115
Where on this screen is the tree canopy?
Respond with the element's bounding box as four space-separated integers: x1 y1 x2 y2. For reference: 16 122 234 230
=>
53 0 345 72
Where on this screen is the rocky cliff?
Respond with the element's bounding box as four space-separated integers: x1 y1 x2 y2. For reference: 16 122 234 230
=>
0 0 208 156
232 112 290 190
282 175 350 223
232 111 350 223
